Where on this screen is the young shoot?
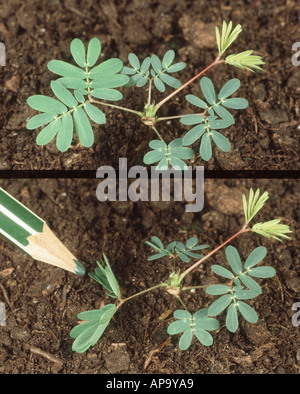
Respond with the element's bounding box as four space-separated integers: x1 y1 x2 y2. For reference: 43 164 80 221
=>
26 21 264 167
70 188 292 353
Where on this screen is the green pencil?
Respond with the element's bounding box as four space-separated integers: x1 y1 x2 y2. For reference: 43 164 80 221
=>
0 187 85 276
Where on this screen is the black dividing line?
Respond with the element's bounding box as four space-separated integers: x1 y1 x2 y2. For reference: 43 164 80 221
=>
0 170 299 179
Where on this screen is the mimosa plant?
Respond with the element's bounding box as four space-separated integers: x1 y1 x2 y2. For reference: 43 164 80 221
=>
26 21 264 167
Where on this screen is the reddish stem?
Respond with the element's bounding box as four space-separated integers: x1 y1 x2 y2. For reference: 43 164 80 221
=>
179 225 251 282
154 57 224 112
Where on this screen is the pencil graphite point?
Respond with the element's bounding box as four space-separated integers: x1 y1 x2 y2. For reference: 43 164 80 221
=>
74 260 85 276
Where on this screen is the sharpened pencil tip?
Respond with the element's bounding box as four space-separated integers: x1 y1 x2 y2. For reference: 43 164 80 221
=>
73 260 85 276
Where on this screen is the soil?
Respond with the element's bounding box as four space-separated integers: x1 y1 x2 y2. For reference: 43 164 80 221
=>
0 178 299 374
0 0 300 171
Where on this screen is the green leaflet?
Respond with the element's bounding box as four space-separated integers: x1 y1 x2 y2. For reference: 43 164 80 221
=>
26 112 57 130
84 102 106 124
243 188 269 224
51 81 78 108
87 37 101 67
91 88 123 101
122 49 185 91
167 309 219 350
27 95 67 114
146 236 209 263
218 78 240 99
211 130 231 152
89 58 124 78
70 304 117 353
225 245 242 275
201 77 216 105
89 253 120 299
199 133 212 161
56 113 73 152
70 38 86 67
73 106 94 148
48 60 86 79
215 21 242 56
143 138 194 170
226 304 239 332
36 118 61 146
244 246 267 269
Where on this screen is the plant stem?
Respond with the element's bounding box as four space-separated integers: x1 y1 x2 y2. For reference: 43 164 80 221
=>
89 97 143 117
147 78 153 105
179 224 251 282
181 284 208 292
156 112 206 122
154 57 224 113
152 125 165 142
176 295 188 310
119 282 168 305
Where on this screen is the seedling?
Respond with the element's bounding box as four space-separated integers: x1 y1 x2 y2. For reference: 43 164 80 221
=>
26 21 264 167
70 188 292 353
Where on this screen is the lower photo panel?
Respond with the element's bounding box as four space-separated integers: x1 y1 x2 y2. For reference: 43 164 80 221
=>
0 178 299 374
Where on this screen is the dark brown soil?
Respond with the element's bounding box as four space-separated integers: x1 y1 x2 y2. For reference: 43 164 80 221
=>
0 0 300 170
0 178 299 373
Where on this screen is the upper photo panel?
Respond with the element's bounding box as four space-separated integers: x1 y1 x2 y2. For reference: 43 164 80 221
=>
0 0 299 170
